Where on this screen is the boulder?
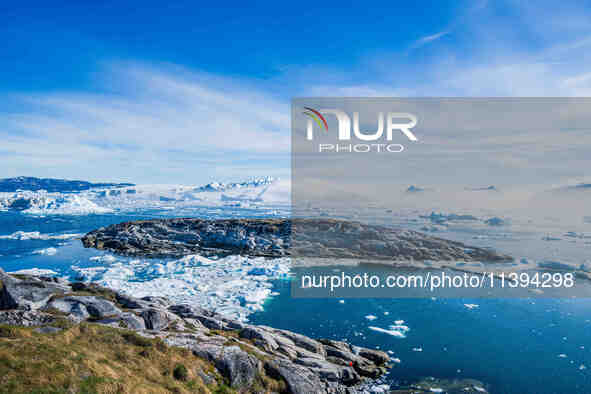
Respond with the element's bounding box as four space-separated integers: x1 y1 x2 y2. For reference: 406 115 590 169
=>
140 308 172 330
194 315 226 330
116 293 148 309
214 346 260 388
169 303 215 319
352 346 389 365
239 326 279 352
265 358 325 394
96 312 146 331
192 344 260 389
46 298 90 322
276 329 326 356
49 296 121 320
0 269 66 310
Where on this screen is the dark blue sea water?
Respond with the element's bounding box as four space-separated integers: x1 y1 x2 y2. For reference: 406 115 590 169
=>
251 279 591 393
1 211 591 393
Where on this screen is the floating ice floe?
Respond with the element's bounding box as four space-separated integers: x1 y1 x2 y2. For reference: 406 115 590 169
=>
412 347 423 352
72 254 290 322
365 315 378 321
464 303 479 309
0 231 81 240
368 326 407 338
558 354 568 358
89 255 117 263
32 247 58 256
389 324 410 334
9 268 58 276
368 384 390 393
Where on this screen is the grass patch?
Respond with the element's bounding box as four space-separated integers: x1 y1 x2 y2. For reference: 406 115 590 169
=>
0 323 221 393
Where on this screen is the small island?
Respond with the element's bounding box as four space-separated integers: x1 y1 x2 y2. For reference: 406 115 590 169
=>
82 218 512 263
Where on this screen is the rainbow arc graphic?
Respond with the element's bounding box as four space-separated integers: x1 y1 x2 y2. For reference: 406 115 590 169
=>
302 107 328 132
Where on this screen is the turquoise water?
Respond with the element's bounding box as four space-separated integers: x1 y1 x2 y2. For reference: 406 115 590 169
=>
1 211 591 393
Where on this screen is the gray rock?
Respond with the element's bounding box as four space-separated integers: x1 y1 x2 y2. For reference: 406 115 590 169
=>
0 269 66 311
34 326 62 334
294 357 342 381
194 315 226 330
168 303 216 319
352 346 389 365
46 298 90 322
190 343 260 388
49 296 121 320
115 293 147 309
140 296 170 308
277 329 326 356
215 346 260 388
140 308 171 330
319 339 351 353
240 326 279 352
265 358 325 394
122 313 146 331
324 346 362 364
96 312 146 331
0 310 55 326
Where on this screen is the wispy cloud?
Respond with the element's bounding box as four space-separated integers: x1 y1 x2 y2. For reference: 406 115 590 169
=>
0 63 290 184
411 30 449 48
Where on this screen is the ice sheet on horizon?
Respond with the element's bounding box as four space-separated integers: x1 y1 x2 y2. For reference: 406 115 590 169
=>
0 176 290 215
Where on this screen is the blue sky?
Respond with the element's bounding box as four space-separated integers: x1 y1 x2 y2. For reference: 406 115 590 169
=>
1 0 591 184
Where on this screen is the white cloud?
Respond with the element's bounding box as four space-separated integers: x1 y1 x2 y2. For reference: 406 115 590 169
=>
1 64 290 184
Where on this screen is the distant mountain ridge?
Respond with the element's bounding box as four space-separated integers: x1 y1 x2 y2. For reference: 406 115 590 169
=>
0 177 134 193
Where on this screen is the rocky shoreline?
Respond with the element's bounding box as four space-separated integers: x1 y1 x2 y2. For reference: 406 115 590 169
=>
81 218 512 262
0 268 391 393
0 268 490 393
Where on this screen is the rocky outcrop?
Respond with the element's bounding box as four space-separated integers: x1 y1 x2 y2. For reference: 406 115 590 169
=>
0 269 392 393
81 218 512 262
